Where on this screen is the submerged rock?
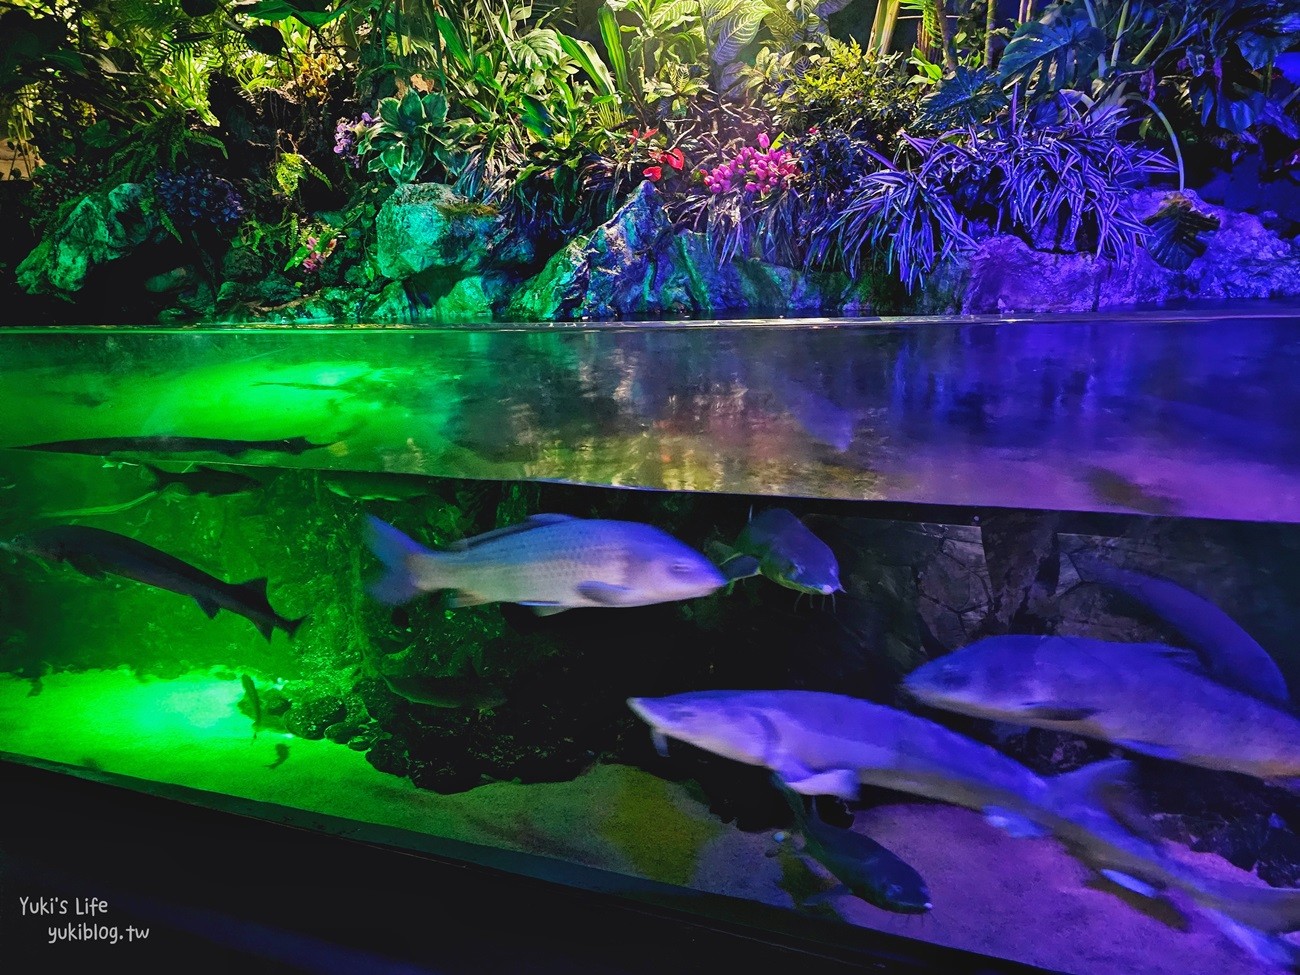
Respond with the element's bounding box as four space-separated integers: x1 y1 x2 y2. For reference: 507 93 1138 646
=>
284 695 347 740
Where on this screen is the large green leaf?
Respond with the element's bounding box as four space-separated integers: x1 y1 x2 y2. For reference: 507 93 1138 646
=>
921 66 1008 127
597 6 629 97
711 5 766 66
1142 194 1219 271
432 12 472 70
998 0 1105 97
557 33 615 97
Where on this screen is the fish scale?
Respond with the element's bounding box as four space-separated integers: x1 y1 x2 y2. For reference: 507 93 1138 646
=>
367 515 725 613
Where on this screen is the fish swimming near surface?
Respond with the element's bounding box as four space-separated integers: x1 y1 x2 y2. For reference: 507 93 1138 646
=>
321 471 430 503
4 525 305 641
627 689 1300 938
774 778 931 915
711 508 844 597
1070 555 1289 707
145 464 265 498
12 435 331 458
364 514 725 614
903 634 1300 787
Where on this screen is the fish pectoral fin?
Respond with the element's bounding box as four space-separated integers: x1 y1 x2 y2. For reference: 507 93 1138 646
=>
1021 701 1099 721
719 554 762 582
778 766 859 801
194 595 221 619
575 582 637 606
526 604 569 617
446 590 491 608
64 554 109 580
982 807 1047 839
1113 738 1185 761
1098 869 1161 899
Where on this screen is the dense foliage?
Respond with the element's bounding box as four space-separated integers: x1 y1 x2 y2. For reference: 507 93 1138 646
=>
3 0 1299 315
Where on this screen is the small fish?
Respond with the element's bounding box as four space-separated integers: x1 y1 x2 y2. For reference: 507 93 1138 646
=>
1071 555 1289 706
775 779 931 914
145 464 264 498
903 634 1300 786
365 514 725 614
628 690 1300 937
712 508 843 596
5 525 305 641
240 674 262 740
267 743 290 769
379 672 506 710
12 435 331 458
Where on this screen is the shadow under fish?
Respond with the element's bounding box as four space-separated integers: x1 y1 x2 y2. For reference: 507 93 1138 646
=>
4 525 305 641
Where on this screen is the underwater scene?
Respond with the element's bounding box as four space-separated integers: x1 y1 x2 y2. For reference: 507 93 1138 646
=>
7 319 1300 974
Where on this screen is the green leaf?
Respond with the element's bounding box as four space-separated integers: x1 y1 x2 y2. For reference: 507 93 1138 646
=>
557 33 615 97
433 13 472 70
597 6 629 97
519 93 552 137
1142 194 1219 271
712 8 765 67
422 92 448 127
921 66 1008 127
398 89 425 128
244 25 284 56
379 97 402 128
236 0 298 22
998 1 1105 96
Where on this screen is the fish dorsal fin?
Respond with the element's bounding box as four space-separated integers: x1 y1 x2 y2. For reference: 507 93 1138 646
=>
449 514 577 551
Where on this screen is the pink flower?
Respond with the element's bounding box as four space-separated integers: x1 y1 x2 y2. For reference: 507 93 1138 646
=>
643 165 662 181
757 132 770 149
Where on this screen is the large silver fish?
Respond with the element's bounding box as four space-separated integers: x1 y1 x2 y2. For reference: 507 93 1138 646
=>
365 514 725 614
1072 555 1289 706
903 634 1300 785
627 689 1300 939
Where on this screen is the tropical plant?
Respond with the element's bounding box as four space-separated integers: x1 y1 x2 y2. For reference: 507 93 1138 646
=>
769 42 921 146
807 103 1177 291
360 88 452 183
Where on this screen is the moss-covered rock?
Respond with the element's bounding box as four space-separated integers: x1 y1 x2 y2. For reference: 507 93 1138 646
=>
375 182 532 279
16 183 162 298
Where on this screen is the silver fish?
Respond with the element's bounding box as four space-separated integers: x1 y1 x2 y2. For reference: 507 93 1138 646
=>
365 514 725 614
628 689 1300 937
1072 555 1289 706
903 634 1300 785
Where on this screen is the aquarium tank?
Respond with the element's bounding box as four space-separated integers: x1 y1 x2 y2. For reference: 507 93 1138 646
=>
4 1 1300 974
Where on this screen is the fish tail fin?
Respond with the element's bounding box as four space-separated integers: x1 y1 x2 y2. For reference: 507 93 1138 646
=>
364 515 438 605
1203 908 1300 970
1047 758 1140 812
1193 876 1300 936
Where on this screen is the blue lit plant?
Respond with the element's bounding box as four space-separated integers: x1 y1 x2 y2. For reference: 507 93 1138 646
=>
807 103 1176 292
